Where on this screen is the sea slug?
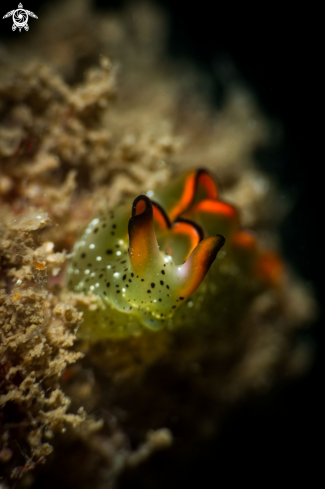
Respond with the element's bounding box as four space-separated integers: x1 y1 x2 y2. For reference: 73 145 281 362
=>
67 169 282 339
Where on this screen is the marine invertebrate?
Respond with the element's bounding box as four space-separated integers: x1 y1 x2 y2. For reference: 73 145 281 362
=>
67 169 282 339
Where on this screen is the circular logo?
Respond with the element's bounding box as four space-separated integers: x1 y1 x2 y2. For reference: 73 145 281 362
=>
13 9 28 28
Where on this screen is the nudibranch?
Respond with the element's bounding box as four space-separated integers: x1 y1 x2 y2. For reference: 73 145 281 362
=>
67 169 283 339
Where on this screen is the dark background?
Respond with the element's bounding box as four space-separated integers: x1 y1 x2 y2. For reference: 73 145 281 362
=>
1 0 322 486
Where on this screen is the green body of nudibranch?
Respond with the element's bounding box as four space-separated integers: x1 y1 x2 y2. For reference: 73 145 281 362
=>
67 169 282 339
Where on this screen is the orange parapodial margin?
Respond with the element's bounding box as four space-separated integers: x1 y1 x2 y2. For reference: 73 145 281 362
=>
192 199 238 220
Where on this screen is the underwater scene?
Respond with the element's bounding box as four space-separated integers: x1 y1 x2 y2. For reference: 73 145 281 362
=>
0 1 321 488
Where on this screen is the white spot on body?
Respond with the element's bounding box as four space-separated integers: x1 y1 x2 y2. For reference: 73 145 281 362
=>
89 244 95 249
96 256 102 261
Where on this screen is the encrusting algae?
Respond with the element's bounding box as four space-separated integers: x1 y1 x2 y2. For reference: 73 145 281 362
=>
0 210 87 479
0 1 317 488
